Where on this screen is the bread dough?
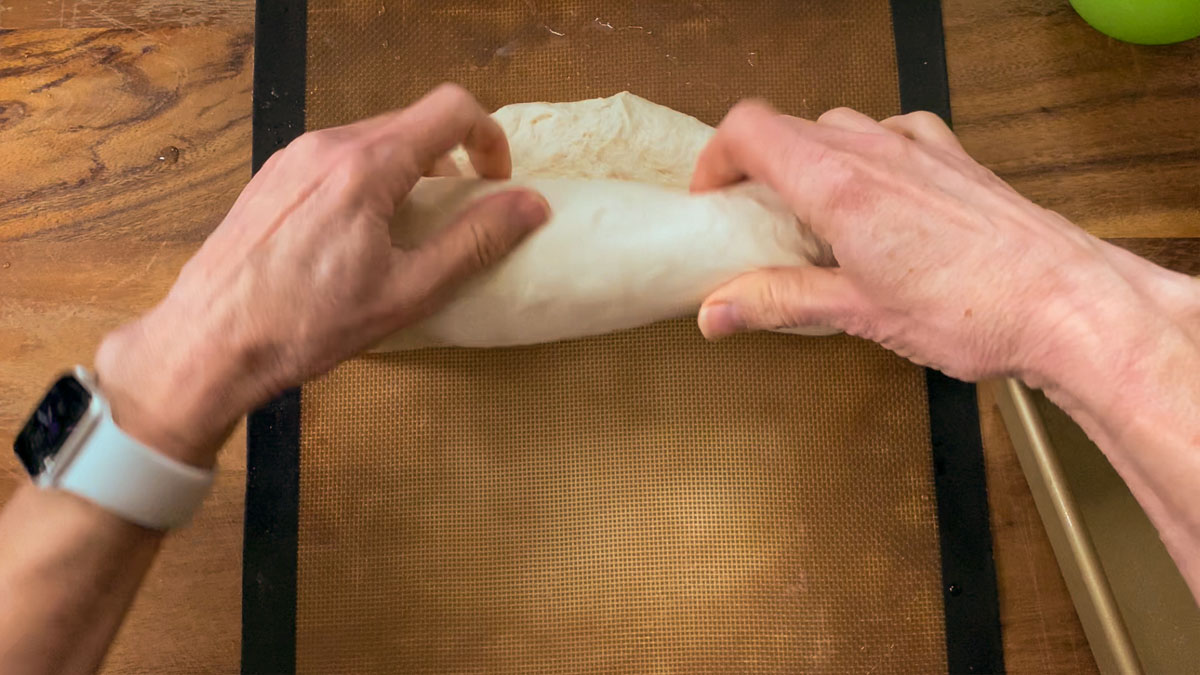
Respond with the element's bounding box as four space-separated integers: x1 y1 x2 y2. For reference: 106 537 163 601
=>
382 177 824 349
449 92 714 188
376 92 828 351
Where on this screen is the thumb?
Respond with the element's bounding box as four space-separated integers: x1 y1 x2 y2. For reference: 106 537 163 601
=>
400 188 550 296
697 266 862 340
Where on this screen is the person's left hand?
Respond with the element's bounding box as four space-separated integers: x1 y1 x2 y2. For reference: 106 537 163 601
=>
93 84 549 465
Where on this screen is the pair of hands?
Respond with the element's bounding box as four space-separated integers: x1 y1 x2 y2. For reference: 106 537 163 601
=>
94 84 1130 465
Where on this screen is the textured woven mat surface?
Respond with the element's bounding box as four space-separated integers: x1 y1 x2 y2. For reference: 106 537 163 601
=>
298 2 945 672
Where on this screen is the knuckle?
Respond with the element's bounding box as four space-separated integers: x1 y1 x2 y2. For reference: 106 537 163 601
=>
428 82 471 107
288 129 340 158
325 151 373 193
757 280 798 327
905 110 946 129
465 219 504 269
724 100 773 130
817 106 856 125
725 100 758 122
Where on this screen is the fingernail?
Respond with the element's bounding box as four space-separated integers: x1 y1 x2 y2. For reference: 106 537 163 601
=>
698 302 744 340
513 191 550 226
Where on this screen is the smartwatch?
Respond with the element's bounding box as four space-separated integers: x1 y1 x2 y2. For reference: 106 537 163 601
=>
12 366 214 530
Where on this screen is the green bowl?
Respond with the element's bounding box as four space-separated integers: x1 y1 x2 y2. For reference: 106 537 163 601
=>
1069 0 1200 44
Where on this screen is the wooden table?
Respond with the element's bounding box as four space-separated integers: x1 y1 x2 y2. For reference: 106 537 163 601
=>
1 1 1195 672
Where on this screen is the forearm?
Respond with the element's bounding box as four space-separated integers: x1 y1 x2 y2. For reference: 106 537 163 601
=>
0 487 163 674
0 323 244 674
0 86 544 674
1025 253 1200 598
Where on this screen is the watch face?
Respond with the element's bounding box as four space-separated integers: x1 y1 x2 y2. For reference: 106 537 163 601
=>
13 375 92 477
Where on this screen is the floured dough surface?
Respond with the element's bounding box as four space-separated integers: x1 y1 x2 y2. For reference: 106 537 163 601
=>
450 92 714 189
378 92 827 351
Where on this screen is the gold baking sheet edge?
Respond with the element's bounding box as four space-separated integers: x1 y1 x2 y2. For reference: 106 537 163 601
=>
991 378 1141 675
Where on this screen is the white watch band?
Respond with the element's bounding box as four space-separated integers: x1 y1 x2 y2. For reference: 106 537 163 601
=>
53 371 215 530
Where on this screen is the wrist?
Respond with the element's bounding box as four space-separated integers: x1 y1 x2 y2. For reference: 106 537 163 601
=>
1015 258 1171 417
93 307 264 468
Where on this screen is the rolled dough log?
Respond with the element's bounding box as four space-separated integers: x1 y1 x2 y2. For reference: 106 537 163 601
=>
376 92 829 351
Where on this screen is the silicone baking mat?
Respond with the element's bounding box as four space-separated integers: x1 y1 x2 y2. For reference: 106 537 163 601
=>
244 1 1003 672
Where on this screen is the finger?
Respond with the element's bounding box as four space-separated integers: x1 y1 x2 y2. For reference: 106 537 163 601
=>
816 107 890 135
391 189 550 312
690 99 782 192
690 100 852 226
879 111 967 156
697 266 864 340
356 84 511 197
425 153 463 177
396 84 510 178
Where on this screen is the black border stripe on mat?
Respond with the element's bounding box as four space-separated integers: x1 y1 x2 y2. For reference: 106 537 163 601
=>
925 371 1005 674
892 1 1005 672
242 0 306 673
891 0 953 125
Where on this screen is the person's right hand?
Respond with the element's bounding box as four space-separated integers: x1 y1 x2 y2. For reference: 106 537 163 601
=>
691 102 1190 382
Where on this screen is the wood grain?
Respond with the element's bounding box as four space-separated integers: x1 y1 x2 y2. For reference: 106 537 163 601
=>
0 0 1195 673
943 0 1200 241
0 27 252 241
0 0 253 30
0 21 252 675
